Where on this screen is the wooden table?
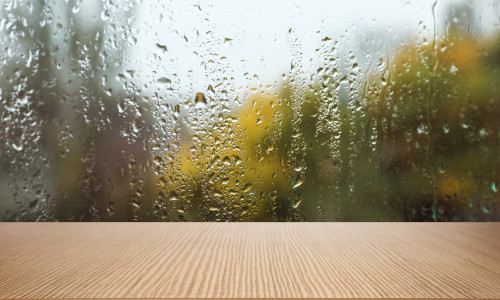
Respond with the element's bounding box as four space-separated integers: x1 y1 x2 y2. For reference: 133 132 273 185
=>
1 223 499 299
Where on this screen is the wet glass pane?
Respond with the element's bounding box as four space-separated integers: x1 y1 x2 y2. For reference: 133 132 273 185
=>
1 0 499 221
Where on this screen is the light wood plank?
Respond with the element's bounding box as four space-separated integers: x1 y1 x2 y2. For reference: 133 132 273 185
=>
0 223 499 299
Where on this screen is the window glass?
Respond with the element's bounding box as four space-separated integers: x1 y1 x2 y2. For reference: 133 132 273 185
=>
1 0 499 221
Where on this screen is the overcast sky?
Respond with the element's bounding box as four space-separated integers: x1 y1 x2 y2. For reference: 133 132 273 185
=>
127 0 499 102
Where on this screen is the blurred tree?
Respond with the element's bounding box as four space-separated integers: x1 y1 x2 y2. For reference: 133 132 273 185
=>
0 0 156 221
358 4 500 220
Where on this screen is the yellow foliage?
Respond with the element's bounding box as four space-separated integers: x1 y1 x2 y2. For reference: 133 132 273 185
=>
163 90 289 219
438 174 473 204
439 38 480 71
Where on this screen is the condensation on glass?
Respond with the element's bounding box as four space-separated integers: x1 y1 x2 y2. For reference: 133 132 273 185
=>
0 0 499 221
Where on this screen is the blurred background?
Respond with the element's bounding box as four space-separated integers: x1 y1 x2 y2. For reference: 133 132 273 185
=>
0 0 499 221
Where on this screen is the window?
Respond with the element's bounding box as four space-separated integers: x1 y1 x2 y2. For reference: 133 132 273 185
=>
1 0 499 221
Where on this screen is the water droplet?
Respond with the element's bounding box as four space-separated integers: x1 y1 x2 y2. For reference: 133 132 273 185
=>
156 43 168 51
169 192 179 201
12 141 23 151
107 202 115 216
293 197 302 208
153 156 163 165
158 77 171 84
242 183 252 193
443 122 450 134
265 145 274 154
195 92 207 107
174 104 181 117
292 177 303 189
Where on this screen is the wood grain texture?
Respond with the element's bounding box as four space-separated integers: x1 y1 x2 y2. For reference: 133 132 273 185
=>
0 223 499 299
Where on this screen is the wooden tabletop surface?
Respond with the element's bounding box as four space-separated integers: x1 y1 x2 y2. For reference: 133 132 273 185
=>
0 223 499 299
